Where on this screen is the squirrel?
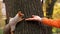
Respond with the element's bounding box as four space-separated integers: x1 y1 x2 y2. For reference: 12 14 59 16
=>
3 11 24 34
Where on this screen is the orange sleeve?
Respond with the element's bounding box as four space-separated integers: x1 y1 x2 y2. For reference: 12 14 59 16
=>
41 18 60 28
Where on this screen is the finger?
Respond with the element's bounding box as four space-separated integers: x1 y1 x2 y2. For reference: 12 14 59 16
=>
32 15 35 17
32 15 37 17
25 18 34 20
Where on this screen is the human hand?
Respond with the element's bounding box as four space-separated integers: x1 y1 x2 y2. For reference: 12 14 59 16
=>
25 15 41 21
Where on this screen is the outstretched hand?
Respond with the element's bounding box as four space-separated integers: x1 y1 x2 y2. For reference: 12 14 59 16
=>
25 15 41 21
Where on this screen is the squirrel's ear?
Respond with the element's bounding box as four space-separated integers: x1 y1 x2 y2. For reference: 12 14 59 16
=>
18 11 21 14
17 11 24 16
9 17 12 19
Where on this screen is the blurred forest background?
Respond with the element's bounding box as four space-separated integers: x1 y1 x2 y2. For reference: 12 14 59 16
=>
0 0 60 34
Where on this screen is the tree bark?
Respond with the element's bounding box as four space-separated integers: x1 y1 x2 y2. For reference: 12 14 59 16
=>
3 0 52 34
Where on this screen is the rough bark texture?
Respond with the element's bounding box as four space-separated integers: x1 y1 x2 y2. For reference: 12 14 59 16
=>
3 0 52 34
45 0 57 34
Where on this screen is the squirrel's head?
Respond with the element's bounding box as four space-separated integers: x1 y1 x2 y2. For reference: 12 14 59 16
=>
17 11 24 17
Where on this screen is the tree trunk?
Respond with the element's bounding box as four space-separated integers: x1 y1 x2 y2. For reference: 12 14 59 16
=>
3 0 52 34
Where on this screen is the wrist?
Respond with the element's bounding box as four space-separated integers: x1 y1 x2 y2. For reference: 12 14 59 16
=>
38 18 42 22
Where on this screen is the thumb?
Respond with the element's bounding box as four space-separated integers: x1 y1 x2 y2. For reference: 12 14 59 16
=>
32 15 35 18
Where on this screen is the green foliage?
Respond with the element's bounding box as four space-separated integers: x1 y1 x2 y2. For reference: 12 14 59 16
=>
52 2 60 34
53 3 60 19
0 29 3 34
